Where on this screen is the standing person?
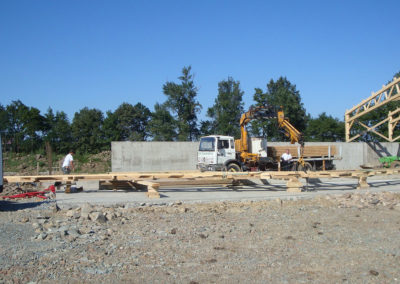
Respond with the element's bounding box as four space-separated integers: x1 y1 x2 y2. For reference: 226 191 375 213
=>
62 150 75 174
281 149 293 171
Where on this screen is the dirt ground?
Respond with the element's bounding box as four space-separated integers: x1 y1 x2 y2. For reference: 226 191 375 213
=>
1 191 400 283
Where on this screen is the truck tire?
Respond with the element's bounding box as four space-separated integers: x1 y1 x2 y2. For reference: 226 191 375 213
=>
227 164 241 172
297 162 313 171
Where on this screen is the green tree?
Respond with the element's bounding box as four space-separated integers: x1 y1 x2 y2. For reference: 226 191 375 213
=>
163 66 201 141
71 107 104 153
103 102 151 142
0 104 8 133
23 106 46 152
5 100 45 152
111 103 135 140
251 77 307 141
304 112 345 141
199 120 214 136
103 110 121 143
206 77 244 138
111 102 151 141
44 108 72 154
148 103 177 141
130 103 151 141
0 104 10 152
6 100 30 152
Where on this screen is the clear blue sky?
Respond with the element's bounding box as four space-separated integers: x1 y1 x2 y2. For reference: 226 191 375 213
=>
1 0 399 122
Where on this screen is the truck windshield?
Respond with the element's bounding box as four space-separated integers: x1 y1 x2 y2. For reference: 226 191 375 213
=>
199 137 215 151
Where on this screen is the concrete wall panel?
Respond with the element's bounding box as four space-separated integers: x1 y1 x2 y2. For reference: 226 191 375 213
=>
112 141 199 172
112 141 400 172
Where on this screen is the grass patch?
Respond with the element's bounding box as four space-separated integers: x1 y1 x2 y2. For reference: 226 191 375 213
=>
3 151 111 174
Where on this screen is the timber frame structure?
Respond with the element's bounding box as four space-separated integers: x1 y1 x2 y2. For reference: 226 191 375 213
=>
345 77 400 142
4 169 400 199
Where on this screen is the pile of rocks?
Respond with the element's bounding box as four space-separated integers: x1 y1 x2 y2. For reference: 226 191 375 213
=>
1 183 25 197
28 203 121 242
26 201 184 241
327 191 400 209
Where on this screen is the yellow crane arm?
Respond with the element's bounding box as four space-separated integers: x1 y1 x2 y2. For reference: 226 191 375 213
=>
238 111 254 153
277 109 304 146
236 105 276 154
235 105 305 166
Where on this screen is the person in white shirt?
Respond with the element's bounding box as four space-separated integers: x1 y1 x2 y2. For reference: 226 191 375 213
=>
281 149 293 171
62 150 75 174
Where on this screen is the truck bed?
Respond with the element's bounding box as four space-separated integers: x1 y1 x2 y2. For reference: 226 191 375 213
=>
267 145 337 160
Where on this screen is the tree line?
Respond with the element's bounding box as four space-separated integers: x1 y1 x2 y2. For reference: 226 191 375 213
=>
2 65 365 155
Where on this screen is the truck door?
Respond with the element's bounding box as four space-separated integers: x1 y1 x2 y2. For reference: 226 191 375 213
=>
198 136 217 166
217 138 235 165
227 139 236 160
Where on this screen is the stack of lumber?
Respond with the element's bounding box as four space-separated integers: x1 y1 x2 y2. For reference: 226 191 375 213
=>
267 145 336 159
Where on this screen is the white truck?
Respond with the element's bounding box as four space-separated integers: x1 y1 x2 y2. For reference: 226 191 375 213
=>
197 105 305 172
197 135 339 172
196 105 339 172
197 135 270 172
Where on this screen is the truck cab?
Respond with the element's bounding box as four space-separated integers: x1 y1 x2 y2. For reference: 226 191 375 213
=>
197 135 238 171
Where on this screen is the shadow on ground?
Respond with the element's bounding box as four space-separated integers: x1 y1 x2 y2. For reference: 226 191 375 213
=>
0 200 53 212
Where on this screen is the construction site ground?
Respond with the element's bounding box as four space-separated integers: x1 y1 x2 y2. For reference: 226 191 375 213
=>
1 175 400 283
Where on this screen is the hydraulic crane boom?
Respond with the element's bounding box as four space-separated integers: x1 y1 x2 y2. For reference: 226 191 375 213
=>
276 108 304 146
235 105 304 166
237 105 276 154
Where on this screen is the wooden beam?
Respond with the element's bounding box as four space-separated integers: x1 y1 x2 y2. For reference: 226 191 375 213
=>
345 78 400 142
286 177 303 192
4 169 400 197
134 180 160 199
356 175 369 190
346 77 400 121
358 121 390 141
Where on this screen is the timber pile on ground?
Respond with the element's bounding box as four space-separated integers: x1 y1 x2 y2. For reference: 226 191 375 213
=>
1 191 399 283
4 169 400 199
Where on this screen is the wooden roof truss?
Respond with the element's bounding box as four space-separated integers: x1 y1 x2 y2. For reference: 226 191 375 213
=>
345 77 400 142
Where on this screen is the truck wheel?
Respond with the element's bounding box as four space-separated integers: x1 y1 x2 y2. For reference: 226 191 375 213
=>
297 162 313 171
390 161 400 168
227 164 241 172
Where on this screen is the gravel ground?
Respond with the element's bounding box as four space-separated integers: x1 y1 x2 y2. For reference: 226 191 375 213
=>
1 191 400 283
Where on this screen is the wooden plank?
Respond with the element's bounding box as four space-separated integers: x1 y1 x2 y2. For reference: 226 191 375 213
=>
134 181 160 199
3 168 400 197
158 178 235 187
286 177 303 192
356 176 369 190
4 168 397 183
268 145 337 159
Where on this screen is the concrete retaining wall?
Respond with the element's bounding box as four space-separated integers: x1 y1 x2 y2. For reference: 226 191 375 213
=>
112 141 199 172
112 141 400 172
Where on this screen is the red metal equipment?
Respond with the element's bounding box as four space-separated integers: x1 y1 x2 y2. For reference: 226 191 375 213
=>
2 185 56 200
